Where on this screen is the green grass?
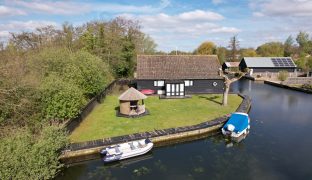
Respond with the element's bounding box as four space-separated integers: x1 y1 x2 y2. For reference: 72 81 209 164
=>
69 94 242 142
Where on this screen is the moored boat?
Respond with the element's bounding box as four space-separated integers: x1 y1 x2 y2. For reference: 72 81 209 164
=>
100 139 153 163
222 112 250 138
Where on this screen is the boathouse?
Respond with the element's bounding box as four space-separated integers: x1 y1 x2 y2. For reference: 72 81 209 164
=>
239 57 297 73
135 55 224 96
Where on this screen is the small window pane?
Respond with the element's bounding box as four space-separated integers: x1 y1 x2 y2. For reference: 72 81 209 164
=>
167 84 171 92
185 80 190 86
158 81 164 86
180 84 184 91
190 81 193 86
154 81 157 86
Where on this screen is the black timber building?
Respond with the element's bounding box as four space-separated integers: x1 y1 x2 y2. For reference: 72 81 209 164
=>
239 57 297 73
135 55 224 96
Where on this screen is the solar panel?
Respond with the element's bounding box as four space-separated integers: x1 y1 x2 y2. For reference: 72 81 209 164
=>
271 57 295 67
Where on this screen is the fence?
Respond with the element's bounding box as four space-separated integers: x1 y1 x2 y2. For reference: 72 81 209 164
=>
64 79 131 133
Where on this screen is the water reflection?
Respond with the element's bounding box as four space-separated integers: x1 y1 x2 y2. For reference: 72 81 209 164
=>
57 79 312 180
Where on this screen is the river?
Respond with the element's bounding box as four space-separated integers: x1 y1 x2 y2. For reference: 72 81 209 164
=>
56 79 312 180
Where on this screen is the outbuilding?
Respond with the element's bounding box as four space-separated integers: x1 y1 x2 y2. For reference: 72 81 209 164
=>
118 87 147 117
222 62 240 71
239 57 297 73
135 55 224 96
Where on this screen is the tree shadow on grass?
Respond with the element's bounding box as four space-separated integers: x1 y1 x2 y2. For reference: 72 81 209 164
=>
198 95 222 105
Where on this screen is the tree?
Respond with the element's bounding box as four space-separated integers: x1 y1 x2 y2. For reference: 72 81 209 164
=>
228 35 240 61
284 35 295 56
296 31 310 54
256 42 284 57
217 47 227 64
220 71 244 106
62 22 74 51
195 41 217 55
240 48 257 58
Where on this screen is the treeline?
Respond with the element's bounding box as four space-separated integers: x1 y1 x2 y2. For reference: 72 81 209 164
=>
0 17 157 179
169 32 312 72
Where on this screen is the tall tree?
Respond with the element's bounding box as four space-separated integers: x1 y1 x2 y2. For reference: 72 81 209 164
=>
296 31 310 54
256 42 284 57
217 47 227 64
195 41 217 55
62 22 74 51
284 35 295 57
228 35 240 62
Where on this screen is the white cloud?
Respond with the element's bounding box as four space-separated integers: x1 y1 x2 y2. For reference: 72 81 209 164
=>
96 0 170 13
0 31 10 39
0 5 26 17
178 10 224 21
212 0 223 5
119 10 240 51
7 0 92 15
251 0 312 17
0 20 57 32
0 20 58 41
6 0 170 15
131 10 239 35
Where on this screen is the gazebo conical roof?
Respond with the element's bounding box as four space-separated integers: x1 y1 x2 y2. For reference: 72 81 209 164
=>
118 87 147 101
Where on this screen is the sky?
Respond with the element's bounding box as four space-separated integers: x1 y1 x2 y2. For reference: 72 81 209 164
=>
1 0 312 52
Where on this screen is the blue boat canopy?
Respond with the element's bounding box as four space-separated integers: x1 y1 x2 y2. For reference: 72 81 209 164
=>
223 113 249 133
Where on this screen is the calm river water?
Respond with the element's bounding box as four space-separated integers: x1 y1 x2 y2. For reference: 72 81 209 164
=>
57 79 312 180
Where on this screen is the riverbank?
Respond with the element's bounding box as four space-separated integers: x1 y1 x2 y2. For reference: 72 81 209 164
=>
264 80 312 94
69 94 242 142
60 94 251 165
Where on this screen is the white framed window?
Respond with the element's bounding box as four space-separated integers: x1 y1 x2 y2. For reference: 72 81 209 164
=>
184 80 193 86
180 84 184 91
154 80 164 87
166 84 171 92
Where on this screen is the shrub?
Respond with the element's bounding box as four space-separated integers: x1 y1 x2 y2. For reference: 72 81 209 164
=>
278 71 289 81
0 126 68 180
40 74 86 122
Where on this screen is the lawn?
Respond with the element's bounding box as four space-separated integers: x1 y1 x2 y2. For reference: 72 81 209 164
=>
69 94 242 142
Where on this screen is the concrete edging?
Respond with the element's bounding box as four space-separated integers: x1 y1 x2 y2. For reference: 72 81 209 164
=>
264 80 312 94
60 94 251 164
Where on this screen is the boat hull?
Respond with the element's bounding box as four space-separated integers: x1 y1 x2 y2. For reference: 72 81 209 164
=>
102 140 153 163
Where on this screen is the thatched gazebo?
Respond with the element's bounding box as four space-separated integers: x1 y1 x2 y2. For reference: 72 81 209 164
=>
118 87 147 117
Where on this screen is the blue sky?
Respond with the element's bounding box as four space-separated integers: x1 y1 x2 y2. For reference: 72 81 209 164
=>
1 0 312 52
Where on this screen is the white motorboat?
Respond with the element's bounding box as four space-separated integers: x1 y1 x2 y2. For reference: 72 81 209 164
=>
100 139 153 163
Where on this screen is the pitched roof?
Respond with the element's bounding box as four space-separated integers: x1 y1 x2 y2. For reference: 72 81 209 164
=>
241 57 296 68
136 55 222 80
118 87 147 101
224 62 240 67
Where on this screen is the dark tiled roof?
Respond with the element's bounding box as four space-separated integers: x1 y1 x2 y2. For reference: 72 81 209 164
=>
137 55 222 79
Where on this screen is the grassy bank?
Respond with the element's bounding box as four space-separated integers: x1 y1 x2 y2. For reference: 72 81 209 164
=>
70 94 242 142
